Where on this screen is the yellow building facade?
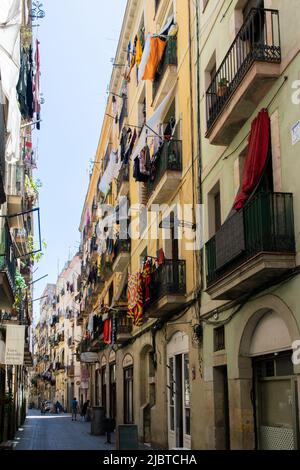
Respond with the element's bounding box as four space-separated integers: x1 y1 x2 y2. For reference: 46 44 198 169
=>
77 0 202 449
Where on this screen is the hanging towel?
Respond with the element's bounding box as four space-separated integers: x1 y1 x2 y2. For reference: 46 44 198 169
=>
138 34 151 81
103 319 112 344
142 37 167 81
128 273 144 326
136 34 143 67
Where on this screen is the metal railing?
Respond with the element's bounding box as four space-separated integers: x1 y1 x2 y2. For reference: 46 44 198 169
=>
206 8 281 131
147 139 182 196
117 163 129 195
0 221 16 292
149 259 186 305
117 315 132 336
153 36 177 99
206 192 295 286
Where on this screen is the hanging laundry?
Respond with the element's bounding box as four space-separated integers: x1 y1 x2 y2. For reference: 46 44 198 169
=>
136 34 143 67
139 146 151 176
103 319 112 344
142 37 167 81
33 39 41 129
133 156 149 182
124 129 137 164
127 41 131 67
128 273 144 326
138 34 151 81
141 259 152 307
157 248 166 265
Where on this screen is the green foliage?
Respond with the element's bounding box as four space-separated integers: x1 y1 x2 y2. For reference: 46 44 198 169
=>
27 235 47 264
14 270 27 308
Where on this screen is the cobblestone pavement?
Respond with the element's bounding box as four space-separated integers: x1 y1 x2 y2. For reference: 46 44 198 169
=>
14 409 115 450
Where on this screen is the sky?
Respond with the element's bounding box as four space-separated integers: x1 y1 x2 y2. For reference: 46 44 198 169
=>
32 0 127 320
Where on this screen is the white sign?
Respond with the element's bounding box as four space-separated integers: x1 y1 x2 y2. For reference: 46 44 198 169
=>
80 352 99 363
291 120 300 145
4 325 25 365
0 339 5 364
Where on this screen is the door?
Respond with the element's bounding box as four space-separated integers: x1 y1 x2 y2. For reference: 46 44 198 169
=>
253 353 299 450
109 363 116 419
101 367 107 415
167 352 191 449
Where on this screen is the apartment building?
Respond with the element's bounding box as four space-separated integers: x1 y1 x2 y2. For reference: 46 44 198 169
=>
75 0 205 450
198 0 300 450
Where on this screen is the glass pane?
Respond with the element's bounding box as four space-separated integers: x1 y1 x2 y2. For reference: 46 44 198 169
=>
184 354 190 407
169 358 174 406
259 379 293 428
276 356 294 377
170 406 175 431
185 407 191 436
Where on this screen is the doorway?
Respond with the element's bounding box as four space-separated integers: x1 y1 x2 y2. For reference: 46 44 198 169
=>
253 352 299 450
167 334 191 450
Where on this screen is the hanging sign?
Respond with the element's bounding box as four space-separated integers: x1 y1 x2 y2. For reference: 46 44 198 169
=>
4 325 25 365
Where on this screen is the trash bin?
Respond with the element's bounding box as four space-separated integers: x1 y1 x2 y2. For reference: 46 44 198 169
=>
91 406 105 436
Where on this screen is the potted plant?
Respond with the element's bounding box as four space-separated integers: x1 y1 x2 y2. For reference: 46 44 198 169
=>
217 77 228 97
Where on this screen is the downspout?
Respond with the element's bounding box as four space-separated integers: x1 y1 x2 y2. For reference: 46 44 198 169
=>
187 0 197 291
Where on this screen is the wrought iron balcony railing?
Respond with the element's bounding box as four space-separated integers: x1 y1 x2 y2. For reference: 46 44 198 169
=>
153 36 177 99
147 139 182 197
206 8 281 132
149 259 186 305
0 221 16 292
206 192 295 286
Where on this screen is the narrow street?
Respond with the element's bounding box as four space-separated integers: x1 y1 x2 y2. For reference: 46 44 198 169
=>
14 410 114 451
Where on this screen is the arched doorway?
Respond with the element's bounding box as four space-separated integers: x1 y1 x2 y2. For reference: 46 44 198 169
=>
240 309 299 449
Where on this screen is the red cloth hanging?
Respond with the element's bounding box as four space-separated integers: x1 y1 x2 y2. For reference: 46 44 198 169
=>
103 319 112 344
234 109 270 210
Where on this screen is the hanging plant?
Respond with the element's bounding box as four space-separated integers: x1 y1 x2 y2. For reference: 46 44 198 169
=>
14 270 27 309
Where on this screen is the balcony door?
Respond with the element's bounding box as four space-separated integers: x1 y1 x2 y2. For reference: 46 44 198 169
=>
167 332 191 449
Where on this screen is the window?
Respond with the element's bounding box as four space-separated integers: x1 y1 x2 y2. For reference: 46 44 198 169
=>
108 282 114 307
214 325 225 352
109 363 116 419
168 357 175 431
124 367 134 424
101 366 107 414
184 354 191 436
208 181 221 237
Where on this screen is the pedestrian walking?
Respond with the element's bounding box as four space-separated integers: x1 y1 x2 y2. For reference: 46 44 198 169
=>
71 397 78 421
81 400 90 421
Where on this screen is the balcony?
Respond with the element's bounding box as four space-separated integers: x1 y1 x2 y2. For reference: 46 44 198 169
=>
206 9 281 145
147 139 182 205
117 164 129 197
146 259 186 318
112 238 131 273
206 192 296 300
153 36 177 107
0 222 16 309
6 163 24 226
116 315 132 344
